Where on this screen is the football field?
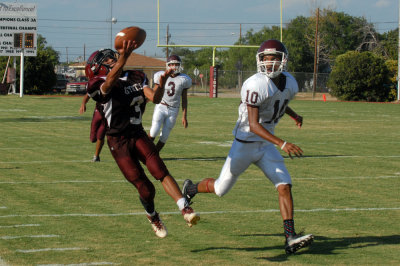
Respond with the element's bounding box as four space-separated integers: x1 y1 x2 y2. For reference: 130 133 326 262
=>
0 95 399 265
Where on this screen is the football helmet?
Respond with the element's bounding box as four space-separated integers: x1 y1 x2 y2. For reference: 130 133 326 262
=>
256 39 288 78
166 54 183 74
85 49 118 79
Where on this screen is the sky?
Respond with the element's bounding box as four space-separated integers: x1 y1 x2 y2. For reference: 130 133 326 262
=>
1 0 399 62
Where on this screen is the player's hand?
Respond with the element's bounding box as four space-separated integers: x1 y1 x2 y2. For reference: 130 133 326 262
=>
117 40 136 58
182 117 188 128
294 115 303 128
281 142 303 159
79 104 86 114
159 68 174 88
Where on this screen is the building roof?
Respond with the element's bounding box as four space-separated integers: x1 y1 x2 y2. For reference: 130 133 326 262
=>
69 53 166 69
126 52 166 68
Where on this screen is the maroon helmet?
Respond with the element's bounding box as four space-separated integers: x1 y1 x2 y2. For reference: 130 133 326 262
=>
85 49 118 79
166 54 183 74
256 39 288 78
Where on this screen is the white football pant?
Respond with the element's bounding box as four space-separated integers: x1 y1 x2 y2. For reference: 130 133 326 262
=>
150 104 179 143
214 139 292 197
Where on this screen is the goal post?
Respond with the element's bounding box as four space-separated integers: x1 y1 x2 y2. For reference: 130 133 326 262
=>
156 0 259 97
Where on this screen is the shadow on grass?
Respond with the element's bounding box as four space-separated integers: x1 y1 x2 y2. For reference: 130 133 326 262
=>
191 234 400 262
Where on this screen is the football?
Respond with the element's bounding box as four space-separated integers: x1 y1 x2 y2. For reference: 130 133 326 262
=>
114 26 146 50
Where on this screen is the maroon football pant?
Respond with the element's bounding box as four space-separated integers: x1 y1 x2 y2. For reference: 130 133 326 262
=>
107 132 170 203
90 108 106 143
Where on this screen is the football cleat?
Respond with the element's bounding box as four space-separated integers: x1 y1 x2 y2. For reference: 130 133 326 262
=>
147 212 167 238
91 156 100 162
285 233 314 254
182 179 195 204
181 206 200 227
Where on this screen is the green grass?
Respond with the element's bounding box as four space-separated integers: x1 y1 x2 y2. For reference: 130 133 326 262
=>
0 95 399 265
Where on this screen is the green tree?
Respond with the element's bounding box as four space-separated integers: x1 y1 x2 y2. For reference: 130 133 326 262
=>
379 29 398 60
284 16 314 72
24 34 59 94
384 59 398 101
328 51 391 102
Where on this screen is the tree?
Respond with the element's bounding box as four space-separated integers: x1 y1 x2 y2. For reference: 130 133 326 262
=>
379 29 398 60
328 51 391 102
24 35 59 94
384 59 398 101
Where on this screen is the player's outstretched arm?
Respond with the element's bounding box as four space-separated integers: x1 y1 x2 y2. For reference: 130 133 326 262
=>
101 40 136 95
144 68 173 103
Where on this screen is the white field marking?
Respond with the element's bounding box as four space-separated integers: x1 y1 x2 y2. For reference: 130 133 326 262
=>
0 180 125 184
37 262 119 266
0 207 6 209
0 160 103 164
305 141 400 145
16 247 88 253
0 224 40 228
0 234 59 240
1 174 399 185
0 154 399 165
0 207 399 219
198 141 232 147
304 155 400 159
38 263 119 266
0 109 26 112
27 116 84 120
293 175 400 180
0 148 28 150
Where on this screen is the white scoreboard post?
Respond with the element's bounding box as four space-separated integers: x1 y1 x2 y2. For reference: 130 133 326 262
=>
0 2 37 97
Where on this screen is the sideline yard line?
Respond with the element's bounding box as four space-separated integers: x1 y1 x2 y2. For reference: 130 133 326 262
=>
0 207 6 209
15 247 88 253
0 234 59 240
1 175 399 185
0 207 399 219
38 262 119 266
0 154 399 165
0 224 40 228
0 180 125 184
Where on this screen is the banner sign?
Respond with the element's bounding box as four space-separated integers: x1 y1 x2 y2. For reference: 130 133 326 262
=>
0 2 37 56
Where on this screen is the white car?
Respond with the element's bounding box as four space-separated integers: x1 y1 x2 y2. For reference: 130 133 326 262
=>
66 76 88 94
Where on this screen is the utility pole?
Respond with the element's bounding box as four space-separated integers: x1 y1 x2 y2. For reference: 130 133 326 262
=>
398 0 400 101
110 0 113 48
239 24 242 45
166 24 170 60
312 8 319 99
280 0 283 42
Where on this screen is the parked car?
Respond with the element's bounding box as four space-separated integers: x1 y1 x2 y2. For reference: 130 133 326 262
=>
53 74 68 93
66 76 88 94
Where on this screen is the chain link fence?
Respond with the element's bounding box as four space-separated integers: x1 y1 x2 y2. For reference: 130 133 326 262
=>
187 69 330 95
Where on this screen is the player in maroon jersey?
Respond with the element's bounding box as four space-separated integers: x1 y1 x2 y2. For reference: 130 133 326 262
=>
85 40 200 238
79 94 106 162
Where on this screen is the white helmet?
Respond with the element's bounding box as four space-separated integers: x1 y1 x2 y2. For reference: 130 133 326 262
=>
256 39 288 78
166 55 183 74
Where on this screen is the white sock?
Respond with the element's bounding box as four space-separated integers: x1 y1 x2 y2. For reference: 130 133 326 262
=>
146 211 156 217
176 198 186 211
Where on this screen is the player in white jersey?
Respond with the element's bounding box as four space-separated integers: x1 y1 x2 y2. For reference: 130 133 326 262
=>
182 40 314 254
149 55 192 151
